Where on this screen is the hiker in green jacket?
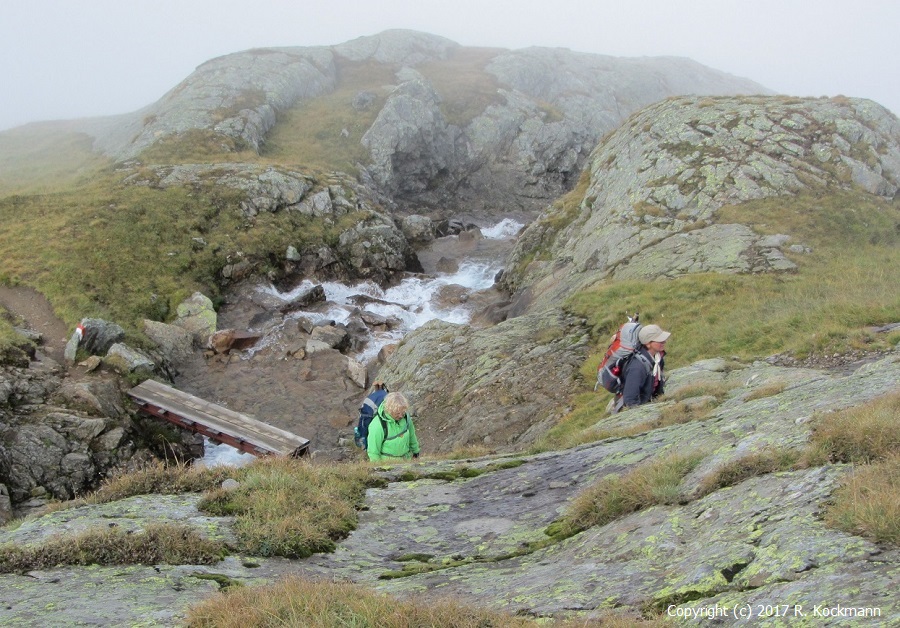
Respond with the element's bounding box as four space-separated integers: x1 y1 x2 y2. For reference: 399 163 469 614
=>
366 392 420 462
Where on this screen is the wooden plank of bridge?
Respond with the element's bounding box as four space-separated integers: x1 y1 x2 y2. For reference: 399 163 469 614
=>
128 379 309 457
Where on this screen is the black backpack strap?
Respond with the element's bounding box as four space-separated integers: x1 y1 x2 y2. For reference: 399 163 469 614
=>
382 416 410 442
633 351 653 374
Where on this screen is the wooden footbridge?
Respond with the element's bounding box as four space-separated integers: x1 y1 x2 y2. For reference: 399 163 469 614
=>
128 379 309 458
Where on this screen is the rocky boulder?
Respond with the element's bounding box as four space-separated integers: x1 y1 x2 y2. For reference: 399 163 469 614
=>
399 214 437 244
79 318 125 356
361 76 463 198
0 360 139 515
142 319 195 364
501 95 900 308
337 214 422 281
375 309 591 453
173 292 217 346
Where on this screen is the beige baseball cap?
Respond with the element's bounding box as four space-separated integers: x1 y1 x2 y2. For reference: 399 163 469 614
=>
638 324 671 344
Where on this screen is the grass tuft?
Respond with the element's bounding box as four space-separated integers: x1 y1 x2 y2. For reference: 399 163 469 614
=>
805 391 900 465
0 523 223 573
184 574 662 627
197 457 374 558
40 457 376 561
89 461 237 502
546 451 703 540
696 447 803 497
744 381 788 401
824 454 900 546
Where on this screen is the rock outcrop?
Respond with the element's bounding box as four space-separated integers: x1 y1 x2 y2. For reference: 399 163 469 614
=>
73 30 769 218
500 95 900 308
375 309 591 454
123 162 419 286
0 359 134 517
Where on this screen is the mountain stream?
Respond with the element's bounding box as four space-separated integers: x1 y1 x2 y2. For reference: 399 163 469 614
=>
175 219 524 465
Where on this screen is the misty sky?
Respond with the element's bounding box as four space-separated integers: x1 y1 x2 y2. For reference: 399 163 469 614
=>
1 0 898 131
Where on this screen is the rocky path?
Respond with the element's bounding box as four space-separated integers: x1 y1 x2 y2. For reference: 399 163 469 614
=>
2 353 898 625
0 286 70 364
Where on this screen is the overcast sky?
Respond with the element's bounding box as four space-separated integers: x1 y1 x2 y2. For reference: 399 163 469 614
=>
1 0 897 131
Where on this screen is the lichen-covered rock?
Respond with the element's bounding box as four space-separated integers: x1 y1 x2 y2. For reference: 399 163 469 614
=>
0 408 129 503
2 353 897 624
143 319 195 364
337 215 421 281
104 343 156 377
400 214 436 243
51 378 126 419
173 292 217 345
95 48 338 159
362 77 462 197
502 95 900 308
375 309 592 453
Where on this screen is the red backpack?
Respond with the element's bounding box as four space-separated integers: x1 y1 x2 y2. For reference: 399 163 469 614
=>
595 314 643 394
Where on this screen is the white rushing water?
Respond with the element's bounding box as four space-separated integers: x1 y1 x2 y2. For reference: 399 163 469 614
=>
202 218 523 466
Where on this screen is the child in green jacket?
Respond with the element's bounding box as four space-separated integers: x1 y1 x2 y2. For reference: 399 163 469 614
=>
366 392 420 462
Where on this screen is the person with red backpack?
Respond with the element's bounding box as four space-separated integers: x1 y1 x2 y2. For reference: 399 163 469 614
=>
619 324 670 411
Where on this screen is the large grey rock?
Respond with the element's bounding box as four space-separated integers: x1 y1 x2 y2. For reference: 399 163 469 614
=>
0 483 10 524
0 361 61 408
143 319 195 364
310 325 350 352
375 309 592 453
278 284 326 314
79 318 125 356
51 377 126 418
104 343 156 376
0 405 128 503
173 292 217 346
337 215 420 281
502 95 900 307
400 214 436 243
362 77 462 197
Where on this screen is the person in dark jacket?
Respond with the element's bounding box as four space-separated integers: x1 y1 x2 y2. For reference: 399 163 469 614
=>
354 382 388 448
620 324 670 410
